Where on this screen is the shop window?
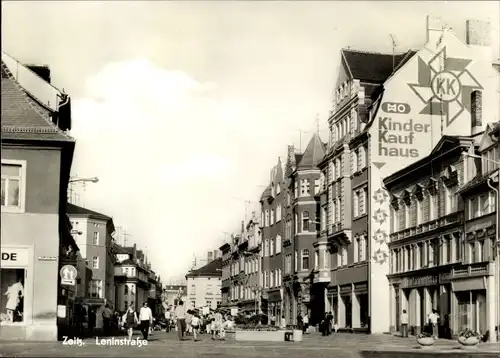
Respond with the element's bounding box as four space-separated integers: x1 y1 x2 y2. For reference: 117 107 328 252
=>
0 269 25 323
1 161 26 213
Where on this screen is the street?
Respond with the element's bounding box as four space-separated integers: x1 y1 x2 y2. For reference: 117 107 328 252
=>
1 331 499 358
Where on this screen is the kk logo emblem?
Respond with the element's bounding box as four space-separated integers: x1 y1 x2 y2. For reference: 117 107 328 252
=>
408 47 482 127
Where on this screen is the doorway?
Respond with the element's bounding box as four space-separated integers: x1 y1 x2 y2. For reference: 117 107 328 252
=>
342 295 352 328
394 286 400 332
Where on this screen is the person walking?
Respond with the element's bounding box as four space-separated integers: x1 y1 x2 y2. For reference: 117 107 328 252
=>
191 312 201 341
174 301 187 340
326 312 333 335
400 309 409 338
139 302 153 341
102 304 113 336
302 312 309 334
164 308 171 333
123 304 139 341
428 309 440 337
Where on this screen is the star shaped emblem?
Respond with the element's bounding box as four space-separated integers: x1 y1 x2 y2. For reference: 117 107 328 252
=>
373 229 389 245
373 209 388 225
373 188 389 205
373 248 389 265
408 46 482 127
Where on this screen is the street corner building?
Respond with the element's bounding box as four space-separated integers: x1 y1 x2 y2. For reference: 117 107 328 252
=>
1 52 78 340
185 257 222 311
384 122 499 340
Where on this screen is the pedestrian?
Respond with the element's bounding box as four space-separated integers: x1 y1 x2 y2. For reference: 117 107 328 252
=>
297 313 303 332
191 312 201 341
164 308 171 333
302 312 309 334
326 312 333 335
123 304 139 341
428 310 440 337
280 315 287 329
102 304 113 336
139 302 153 341
186 310 193 336
400 309 409 338
174 300 187 340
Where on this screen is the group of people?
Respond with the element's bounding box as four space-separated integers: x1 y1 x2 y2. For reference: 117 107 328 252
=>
72 303 120 338
168 301 234 341
319 312 337 336
400 309 445 338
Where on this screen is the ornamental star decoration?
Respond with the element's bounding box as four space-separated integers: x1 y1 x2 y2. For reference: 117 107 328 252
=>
373 228 389 245
373 208 388 225
408 46 483 127
373 188 389 205
373 248 389 265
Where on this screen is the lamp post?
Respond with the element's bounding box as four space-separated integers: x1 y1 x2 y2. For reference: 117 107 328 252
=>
462 152 499 343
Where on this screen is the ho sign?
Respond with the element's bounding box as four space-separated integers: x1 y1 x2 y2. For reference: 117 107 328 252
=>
381 102 411 114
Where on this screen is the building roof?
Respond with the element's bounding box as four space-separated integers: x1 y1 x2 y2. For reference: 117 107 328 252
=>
67 203 112 221
342 49 417 83
185 257 222 278
260 185 272 200
296 133 326 170
1 60 73 142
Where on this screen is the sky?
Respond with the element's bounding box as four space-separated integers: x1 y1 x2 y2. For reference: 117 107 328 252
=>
2 1 499 281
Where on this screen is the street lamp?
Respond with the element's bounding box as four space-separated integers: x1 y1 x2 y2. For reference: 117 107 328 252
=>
462 152 499 343
69 177 99 183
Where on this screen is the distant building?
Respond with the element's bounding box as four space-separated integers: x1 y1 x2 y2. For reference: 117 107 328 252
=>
162 285 187 308
114 244 151 312
67 204 116 308
185 258 222 310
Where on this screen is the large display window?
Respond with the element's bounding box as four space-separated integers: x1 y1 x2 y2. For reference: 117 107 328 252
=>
0 268 25 323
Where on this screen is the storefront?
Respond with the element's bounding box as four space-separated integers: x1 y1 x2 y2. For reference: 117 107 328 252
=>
354 282 369 329
389 270 452 336
0 245 48 340
268 289 283 326
452 274 488 335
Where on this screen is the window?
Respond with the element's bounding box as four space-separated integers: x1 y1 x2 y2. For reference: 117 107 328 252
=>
335 158 341 179
358 146 365 169
341 245 348 266
277 205 282 222
358 235 366 262
125 285 129 294
270 270 274 287
275 235 282 254
301 249 310 270
314 179 320 195
294 250 298 272
0 268 25 322
321 207 326 231
264 240 269 256
323 250 329 269
446 185 458 214
287 192 291 206
294 181 298 198
352 109 358 133
359 187 367 215
353 192 359 217
300 179 310 196
352 151 358 174
331 161 336 182
90 279 103 298
469 192 496 219
285 254 292 274
294 213 298 234
92 256 99 269
270 239 274 256
270 209 275 225
1 161 26 212
265 210 269 227
93 232 99 245
482 146 499 174
314 251 319 269
302 211 310 232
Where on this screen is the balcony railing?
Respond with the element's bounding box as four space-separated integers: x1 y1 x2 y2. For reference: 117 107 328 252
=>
453 262 490 278
390 212 463 242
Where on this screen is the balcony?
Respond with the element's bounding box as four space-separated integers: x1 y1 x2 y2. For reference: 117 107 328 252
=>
313 268 331 284
327 223 352 245
390 211 463 242
452 262 492 278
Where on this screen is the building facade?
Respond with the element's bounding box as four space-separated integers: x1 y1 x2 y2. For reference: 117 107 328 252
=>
458 122 499 339
68 204 116 308
260 159 285 324
114 244 151 312
185 258 222 310
162 285 187 308
1 55 77 340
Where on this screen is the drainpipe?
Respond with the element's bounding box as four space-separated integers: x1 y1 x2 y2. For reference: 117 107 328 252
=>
486 176 498 343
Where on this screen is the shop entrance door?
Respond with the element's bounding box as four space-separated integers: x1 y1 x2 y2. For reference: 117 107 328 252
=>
342 295 352 328
394 286 400 332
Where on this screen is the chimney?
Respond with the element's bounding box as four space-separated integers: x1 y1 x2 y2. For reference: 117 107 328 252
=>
426 15 443 43
466 19 491 46
471 90 483 135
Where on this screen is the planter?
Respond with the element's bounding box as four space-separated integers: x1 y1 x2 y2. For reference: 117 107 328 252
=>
416 336 436 349
458 335 480 348
233 330 297 342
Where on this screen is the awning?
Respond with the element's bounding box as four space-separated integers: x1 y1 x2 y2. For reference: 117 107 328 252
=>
452 278 485 292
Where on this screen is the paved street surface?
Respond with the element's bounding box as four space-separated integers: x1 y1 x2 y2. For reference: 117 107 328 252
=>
1 331 499 357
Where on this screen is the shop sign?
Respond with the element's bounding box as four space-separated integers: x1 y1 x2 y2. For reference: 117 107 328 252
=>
1 247 29 267
401 275 438 288
38 256 57 262
439 272 452 283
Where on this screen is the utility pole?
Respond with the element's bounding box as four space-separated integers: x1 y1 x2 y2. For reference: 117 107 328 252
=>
390 34 397 72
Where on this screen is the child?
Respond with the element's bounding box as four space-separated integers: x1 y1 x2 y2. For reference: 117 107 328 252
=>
191 312 201 341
